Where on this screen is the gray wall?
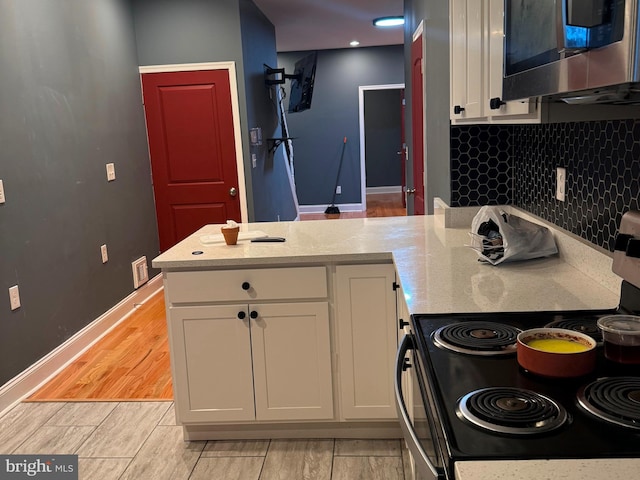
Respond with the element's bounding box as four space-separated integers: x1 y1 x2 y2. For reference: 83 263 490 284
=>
404 0 451 213
240 0 298 221
364 89 403 188
278 46 404 207
131 0 253 219
131 0 296 223
0 0 159 384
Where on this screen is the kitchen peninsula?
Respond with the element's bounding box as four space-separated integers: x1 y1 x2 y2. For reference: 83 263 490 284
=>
153 212 628 478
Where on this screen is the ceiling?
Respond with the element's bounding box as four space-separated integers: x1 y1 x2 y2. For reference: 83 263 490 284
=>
252 0 404 52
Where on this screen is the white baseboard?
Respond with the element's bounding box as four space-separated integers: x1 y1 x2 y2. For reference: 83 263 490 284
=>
299 203 364 214
0 275 164 417
366 186 402 195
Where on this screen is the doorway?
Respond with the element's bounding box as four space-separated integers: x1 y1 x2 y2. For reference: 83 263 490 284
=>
358 84 405 212
139 62 248 252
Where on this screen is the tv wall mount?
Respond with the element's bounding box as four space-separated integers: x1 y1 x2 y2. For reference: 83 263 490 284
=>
264 65 302 85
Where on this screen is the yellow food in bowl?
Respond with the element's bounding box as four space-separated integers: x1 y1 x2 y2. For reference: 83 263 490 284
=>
526 338 590 353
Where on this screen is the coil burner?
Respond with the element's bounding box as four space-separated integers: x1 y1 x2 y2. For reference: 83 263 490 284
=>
457 387 568 435
578 377 640 430
545 318 603 344
433 321 520 356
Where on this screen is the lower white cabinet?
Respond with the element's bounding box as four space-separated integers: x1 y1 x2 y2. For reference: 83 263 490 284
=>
335 264 398 420
251 302 333 421
170 301 333 424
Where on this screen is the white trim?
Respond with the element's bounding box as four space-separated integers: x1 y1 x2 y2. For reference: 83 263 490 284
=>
413 20 424 42
0 275 164 417
298 203 364 214
138 62 249 223
366 186 402 195
358 84 405 214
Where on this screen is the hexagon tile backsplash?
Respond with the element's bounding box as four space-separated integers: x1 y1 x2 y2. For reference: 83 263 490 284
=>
450 120 640 252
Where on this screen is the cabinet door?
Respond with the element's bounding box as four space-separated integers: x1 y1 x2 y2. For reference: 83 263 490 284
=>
169 305 255 423
450 0 485 121
487 0 536 118
250 302 333 421
336 264 398 420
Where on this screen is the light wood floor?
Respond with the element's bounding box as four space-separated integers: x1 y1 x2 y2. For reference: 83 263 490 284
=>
27 291 173 401
28 193 405 402
299 192 405 220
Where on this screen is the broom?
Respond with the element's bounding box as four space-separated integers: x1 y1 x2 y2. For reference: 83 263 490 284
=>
325 136 347 214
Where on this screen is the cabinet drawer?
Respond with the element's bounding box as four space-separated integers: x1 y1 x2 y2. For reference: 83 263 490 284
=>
165 267 327 303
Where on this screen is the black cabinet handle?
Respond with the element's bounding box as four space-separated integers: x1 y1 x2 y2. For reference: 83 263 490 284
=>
453 105 465 115
399 318 410 330
241 282 251 291
237 311 246 320
402 357 412 371
489 97 506 110
250 310 258 319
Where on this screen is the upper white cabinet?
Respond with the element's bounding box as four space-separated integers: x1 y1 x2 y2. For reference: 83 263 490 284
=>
450 0 486 121
450 0 543 124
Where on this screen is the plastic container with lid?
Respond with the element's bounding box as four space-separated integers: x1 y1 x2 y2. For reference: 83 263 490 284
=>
597 315 640 364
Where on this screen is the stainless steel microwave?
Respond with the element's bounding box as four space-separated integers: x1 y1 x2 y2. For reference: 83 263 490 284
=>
502 0 640 104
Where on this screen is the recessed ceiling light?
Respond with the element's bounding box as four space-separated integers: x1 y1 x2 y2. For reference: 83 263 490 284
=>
373 16 405 27
350 40 360 47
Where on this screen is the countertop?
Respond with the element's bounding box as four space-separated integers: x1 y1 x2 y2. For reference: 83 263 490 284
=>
152 214 620 315
152 213 635 479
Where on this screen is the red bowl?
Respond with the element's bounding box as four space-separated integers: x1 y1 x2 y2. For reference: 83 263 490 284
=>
516 328 596 378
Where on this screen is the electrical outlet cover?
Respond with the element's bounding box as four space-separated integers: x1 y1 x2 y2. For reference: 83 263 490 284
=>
556 167 566 202
9 285 20 310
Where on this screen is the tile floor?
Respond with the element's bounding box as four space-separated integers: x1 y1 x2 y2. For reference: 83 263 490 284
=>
0 401 411 479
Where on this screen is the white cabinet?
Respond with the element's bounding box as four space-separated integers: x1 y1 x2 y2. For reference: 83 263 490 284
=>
251 302 333 421
450 0 486 121
169 304 255 423
165 267 333 424
485 0 540 121
335 264 398 420
450 0 543 124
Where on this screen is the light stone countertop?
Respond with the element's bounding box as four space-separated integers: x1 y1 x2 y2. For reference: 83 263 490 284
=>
455 459 640 480
152 214 620 315
152 214 634 479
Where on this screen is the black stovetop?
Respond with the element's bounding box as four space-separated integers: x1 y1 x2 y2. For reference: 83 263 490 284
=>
413 306 640 463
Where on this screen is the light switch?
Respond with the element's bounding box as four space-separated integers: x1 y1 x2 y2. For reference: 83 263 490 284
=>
106 163 116 182
0 179 5 204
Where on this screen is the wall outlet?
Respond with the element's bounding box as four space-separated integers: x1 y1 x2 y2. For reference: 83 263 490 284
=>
9 285 20 310
556 167 566 202
100 244 108 263
336 185 342 195
106 163 116 182
132 256 149 289
0 179 5 204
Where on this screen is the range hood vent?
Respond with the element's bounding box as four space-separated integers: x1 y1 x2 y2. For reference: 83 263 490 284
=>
545 83 640 105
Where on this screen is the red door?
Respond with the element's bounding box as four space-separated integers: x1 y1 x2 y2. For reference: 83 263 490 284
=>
411 32 425 215
142 69 241 252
